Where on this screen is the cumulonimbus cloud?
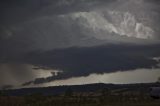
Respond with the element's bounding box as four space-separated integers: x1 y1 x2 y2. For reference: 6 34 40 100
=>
0 0 160 88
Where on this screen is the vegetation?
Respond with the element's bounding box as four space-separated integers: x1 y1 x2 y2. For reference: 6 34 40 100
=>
0 88 160 106
64 87 73 97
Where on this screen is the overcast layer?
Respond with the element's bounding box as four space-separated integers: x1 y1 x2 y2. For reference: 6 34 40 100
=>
0 0 160 89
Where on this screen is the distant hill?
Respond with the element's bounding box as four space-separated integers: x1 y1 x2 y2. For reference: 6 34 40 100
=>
1 83 160 96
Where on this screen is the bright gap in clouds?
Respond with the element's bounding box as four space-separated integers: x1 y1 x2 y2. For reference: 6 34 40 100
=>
33 68 160 88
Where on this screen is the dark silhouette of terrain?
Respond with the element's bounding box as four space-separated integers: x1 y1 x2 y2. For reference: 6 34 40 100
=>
2 83 160 96
0 83 160 106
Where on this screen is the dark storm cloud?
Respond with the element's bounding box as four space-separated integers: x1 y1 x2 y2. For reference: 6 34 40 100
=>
0 0 160 57
20 44 160 85
0 0 160 87
0 0 119 60
0 0 116 25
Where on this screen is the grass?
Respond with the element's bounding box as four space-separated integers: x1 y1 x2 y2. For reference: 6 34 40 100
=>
0 89 160 106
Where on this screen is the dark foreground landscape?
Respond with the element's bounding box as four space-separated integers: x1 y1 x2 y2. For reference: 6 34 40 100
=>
0 83 160 106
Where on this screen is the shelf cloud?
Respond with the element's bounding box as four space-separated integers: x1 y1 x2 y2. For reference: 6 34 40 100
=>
0 0 160 88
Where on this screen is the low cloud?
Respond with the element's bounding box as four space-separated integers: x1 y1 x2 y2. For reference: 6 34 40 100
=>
20 44 160 85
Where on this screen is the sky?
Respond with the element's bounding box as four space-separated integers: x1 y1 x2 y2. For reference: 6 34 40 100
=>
0 0 160 89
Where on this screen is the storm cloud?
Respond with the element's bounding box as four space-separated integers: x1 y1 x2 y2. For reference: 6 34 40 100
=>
0 0 160 88
20 44 160 85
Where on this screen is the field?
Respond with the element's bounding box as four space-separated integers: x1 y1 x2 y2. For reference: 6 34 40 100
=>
0 87 160 106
